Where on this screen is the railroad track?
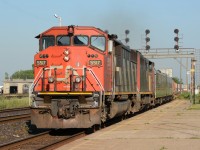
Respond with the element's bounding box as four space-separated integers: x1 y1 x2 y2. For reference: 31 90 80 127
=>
0 107 30 114
0 107 31 123
0 130 85 150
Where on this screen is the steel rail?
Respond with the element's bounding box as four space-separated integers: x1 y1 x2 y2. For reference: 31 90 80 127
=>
0 131 50 150
0 114 30 123
39 131 86 150
0 131 85 150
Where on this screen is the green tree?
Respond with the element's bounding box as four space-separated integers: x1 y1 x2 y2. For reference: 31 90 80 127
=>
5 72 9 79
172 77 182 84
11 70 34 79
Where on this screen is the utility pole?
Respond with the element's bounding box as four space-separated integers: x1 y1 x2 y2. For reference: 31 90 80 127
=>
180 57 182 93
191 58 196 104
186 53 189 92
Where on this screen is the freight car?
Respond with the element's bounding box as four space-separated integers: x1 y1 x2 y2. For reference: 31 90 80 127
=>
29 25 174 129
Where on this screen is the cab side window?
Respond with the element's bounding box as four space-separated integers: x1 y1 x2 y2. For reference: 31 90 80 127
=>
40 36 55 51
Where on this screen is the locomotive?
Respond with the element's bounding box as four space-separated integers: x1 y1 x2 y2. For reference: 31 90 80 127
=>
30 25 174 129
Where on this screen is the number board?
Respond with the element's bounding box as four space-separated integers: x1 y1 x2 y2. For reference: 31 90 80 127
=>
89 60 102 66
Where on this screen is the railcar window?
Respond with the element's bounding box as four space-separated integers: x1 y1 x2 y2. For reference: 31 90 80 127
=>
40 36 55 51
91 36 106 51
56 35 70 46
73 36 88 45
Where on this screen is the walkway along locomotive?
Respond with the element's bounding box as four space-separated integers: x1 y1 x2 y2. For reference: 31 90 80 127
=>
29 25 174 129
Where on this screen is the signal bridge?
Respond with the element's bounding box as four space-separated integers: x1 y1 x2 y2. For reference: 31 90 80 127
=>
139 48 197 104
139 48 195 59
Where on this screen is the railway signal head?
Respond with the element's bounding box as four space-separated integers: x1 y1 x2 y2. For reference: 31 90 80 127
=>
125 37 129 43
145 29 150 51
174 37 179 42
174 29 179 34
125 29 130 35
174 28 179 52
174 45 179 50
145 37 150 42
145 29 150 35
146 45 150 50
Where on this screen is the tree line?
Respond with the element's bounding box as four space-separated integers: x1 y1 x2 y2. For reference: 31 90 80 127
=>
5 69 34 80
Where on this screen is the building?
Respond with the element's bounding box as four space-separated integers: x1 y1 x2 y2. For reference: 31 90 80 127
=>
3 79 33 95
0 86 3 94
160 68 173 77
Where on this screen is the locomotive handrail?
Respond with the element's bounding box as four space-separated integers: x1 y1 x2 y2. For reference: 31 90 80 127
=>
87 68 105 92
29 68 44 106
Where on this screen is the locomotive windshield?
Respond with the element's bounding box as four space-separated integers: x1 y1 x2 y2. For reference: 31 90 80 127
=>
56 35 70 46
40 36 55 51
91 36 105 51
73 35 88 45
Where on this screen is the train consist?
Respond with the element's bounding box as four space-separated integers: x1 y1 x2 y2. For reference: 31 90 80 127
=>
30 25 176 129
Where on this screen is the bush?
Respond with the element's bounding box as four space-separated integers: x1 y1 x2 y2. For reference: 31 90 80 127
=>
178 92 190 100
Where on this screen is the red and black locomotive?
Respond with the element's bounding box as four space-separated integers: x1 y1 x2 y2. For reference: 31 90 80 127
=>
30 25 174 129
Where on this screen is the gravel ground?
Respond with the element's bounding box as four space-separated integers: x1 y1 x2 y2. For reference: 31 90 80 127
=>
0 120 30 145
0 120 47 145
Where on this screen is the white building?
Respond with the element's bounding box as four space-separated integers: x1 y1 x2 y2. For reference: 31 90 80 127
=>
3 79 33 95
160 68 173 77
0 86 3 94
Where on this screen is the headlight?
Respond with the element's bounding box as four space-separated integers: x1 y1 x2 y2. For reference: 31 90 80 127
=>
64 56 70 61
75 77 81 83
64 50 70 55
48 77 54 83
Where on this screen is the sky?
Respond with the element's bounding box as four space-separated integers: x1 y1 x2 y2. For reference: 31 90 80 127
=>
0 0 200 85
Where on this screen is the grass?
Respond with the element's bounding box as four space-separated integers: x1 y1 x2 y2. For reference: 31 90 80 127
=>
178 92 200 103
178 91 190 100
160 146 167 150
0 96 29 110
188 104 200 110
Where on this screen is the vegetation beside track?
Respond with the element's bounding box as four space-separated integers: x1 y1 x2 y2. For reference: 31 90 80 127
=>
177 91 200 110
188 104 200 110
0 96 29 110
178 92 200 102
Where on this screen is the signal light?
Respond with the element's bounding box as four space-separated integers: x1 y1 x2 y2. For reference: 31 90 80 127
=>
145 29 150 51
174 45 179 50
125 37 129 43
125 29 130 35
174 37 179 42
124 29 130 45
145 29 150 35
145 37 150 42
174 29 179 34
146 45 150 50
174 28 179 52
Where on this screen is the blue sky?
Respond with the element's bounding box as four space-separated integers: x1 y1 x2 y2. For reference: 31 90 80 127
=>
0 0 199 84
